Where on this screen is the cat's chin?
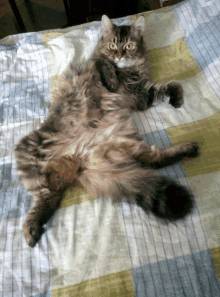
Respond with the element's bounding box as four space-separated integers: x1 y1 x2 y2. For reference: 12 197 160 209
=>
114 59 135 69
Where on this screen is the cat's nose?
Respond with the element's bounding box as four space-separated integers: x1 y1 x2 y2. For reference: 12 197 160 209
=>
117 53 122 60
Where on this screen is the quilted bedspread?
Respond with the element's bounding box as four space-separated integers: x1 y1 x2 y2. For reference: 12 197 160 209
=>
1 0 220 296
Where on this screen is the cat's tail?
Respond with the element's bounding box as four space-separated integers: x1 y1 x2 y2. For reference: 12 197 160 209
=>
78 160 194 222
136 175 194 221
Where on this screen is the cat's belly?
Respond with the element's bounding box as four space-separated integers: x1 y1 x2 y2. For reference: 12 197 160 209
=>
43 84 136 166
48 110 135 163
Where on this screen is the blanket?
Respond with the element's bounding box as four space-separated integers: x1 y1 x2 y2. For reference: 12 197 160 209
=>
1 0 220 296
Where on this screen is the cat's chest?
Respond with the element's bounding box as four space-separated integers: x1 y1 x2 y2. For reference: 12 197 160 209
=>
117 67 144 82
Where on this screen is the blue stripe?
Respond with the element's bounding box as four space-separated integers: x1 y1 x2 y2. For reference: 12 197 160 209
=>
131 249 220 297
0 33 51 297
0 80 49 122
33 290 51 297
0 34 50 223
185 16 220 71
172 0 220 98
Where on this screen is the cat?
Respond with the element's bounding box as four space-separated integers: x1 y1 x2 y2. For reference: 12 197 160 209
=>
14 15 200 247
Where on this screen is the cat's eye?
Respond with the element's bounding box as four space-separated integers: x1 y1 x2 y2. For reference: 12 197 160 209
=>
109 43 117 50
125 43 133 50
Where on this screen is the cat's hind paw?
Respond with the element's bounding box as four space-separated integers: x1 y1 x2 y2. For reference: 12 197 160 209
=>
23 219 44 247
183 142 200 158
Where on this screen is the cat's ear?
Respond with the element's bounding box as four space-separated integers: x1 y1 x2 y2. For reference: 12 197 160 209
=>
133 16 145 35
101 15 113 37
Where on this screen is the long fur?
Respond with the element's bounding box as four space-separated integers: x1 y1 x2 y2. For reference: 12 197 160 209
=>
14 15 199 247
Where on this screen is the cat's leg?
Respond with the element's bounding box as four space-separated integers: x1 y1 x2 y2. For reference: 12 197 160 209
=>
137 142 200 169
23 190 63 247
95 58 119 92
128 80 184 110
100 137 200 169
22 156 81 247
165 80 184 108
14 130 77 247
44 155 82 191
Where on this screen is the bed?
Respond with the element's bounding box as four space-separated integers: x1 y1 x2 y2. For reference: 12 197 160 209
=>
1 0 220 296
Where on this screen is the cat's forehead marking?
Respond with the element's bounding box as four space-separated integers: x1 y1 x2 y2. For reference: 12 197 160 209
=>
113 25 131 43
112 36 117 44
111 36 129 44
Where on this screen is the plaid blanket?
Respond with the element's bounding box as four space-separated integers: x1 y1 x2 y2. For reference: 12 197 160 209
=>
1 0 220 296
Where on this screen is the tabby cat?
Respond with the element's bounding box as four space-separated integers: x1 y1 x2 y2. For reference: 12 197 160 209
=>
15 15 199 247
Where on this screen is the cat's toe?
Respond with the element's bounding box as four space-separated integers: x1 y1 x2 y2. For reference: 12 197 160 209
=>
167 81 184 108
23 219 44 247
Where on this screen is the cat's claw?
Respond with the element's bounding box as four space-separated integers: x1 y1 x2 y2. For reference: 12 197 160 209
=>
23 219 44 247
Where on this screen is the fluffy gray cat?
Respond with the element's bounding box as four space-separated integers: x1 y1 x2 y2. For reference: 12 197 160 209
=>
15 15 199 247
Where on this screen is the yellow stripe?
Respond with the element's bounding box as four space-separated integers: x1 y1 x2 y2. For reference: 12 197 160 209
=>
61 187 97 208
148 38 201 82
211 247 220 281
52 269 135 297
41 32 64 44
167 113 220 177
49 75 59 102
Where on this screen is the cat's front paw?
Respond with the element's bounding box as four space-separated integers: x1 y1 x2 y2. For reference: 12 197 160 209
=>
166 81 184 108
105 77 119 92
23 219 44 247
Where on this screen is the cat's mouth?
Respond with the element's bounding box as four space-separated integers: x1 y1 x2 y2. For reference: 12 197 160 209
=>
114 57 135 69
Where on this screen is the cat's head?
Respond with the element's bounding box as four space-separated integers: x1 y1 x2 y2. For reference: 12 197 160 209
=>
96 15 146 68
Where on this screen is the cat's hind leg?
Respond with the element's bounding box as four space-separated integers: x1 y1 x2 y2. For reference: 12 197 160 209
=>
23 190 63 247
14 130 74 247
147 142 200 169
104 137 200 169
23 155 82 247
